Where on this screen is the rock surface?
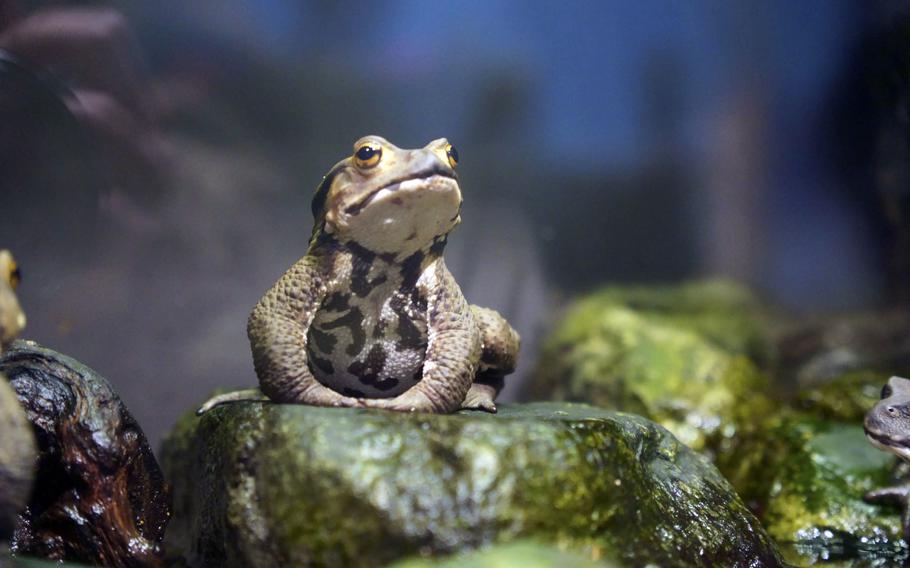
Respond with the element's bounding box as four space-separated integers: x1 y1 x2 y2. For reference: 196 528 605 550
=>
716 412 906 564
162 401 781 568
0 340 170 567
792 370 889 423
541 280 771 362
528 281 773 455
530 282 910 565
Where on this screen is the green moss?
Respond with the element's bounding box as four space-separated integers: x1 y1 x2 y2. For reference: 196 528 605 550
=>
528 282 910 564
793 370 890 423
545 280 770 362
716 411 903 560
161 402 780 568
531 288 774 454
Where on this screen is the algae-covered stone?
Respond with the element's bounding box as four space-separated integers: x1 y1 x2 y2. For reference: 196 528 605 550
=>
542 280 771 362
529 283 773 453
390 540 617 568
716 411 904 564
162 402 781 568
793 370 889 423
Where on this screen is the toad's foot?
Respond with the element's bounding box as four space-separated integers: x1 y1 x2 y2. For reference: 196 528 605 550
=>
356 382 499 414
197 388 269 415
461 382 498 413
865 484 910 541
356 389 437 413
196 387 360 415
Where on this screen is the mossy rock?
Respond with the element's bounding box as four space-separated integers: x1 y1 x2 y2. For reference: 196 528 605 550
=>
390 540 617 568
716 411 906 564
161 402 781 567
544 280 771 362
529 284 774 454
792 370 889 423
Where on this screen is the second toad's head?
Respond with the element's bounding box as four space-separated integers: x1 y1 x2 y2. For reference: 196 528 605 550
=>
865 376 910 461
0 250 25 349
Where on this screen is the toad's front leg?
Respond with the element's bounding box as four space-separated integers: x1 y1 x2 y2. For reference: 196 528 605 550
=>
460 305 521 412
358 261 480 413
865 483 910 541
198 255 359 414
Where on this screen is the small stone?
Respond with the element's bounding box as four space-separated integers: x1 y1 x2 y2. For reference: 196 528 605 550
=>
528 281 773 455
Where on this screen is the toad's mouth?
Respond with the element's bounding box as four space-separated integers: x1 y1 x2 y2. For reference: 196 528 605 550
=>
865 427 910 452
344 166 456 216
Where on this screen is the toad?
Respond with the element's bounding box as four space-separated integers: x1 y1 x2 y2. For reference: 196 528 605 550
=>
864 375 910 541
200 136 519 414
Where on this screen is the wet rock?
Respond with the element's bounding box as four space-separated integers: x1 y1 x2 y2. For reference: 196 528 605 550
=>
716 412 905 564
162 401 781 568
542 280 772 362
390 540 618 568
792 370 888 423
0 340 170 567
528 281 774 454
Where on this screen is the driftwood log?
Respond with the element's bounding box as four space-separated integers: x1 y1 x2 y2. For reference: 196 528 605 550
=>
0 340 169 567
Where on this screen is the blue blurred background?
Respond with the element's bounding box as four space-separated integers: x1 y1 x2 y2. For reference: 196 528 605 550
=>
122 0 889 304
2 0 907 445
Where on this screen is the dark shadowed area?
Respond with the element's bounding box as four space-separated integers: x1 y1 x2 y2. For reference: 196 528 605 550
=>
1 0 908 448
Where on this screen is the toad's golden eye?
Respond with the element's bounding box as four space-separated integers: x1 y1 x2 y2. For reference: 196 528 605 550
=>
354 143 382 169
8 260 20 290
445 143 459 168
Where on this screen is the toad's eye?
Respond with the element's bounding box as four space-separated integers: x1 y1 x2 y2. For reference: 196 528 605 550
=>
8 260 20 290
445 143 459 168
883 384 894 399
354 143 382 169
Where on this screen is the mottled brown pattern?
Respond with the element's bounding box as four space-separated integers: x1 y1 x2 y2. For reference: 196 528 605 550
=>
472 305 520 374
247 254 359 407
304 247 428 398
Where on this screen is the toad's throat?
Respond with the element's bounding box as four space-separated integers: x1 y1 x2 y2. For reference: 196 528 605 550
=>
344 166 456 216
